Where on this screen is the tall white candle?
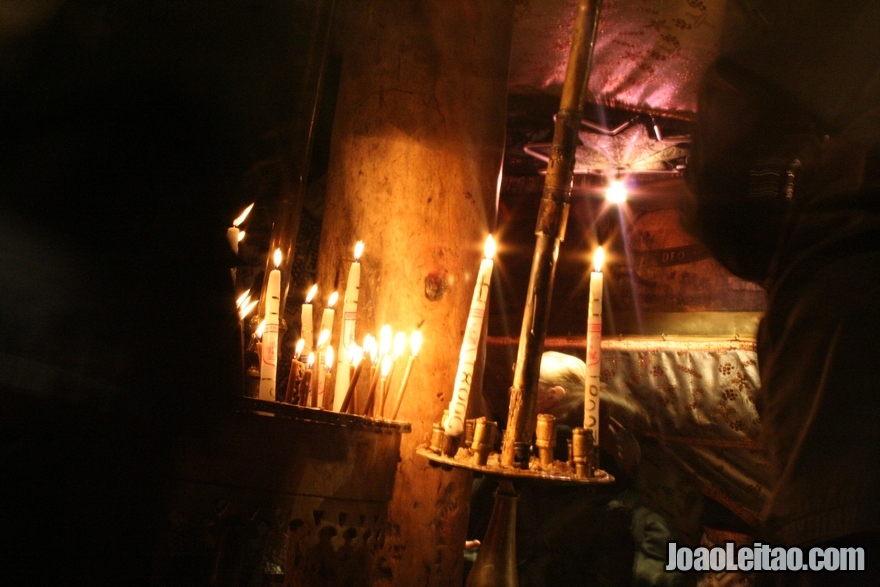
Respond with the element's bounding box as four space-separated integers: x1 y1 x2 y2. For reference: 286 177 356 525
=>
301 285 317 359
444 235 495 437
259 248 283 401
584 246 604 442
333 241 364 411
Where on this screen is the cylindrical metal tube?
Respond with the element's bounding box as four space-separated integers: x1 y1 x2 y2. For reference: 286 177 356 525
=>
571 427 594 479
471 417 497 466
430 423 445 455
464 419 476 450
501 0 603 468
535 414 557 470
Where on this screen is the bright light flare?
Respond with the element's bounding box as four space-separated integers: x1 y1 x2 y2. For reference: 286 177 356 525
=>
307 352 315 369
273 248 282 268
363 334 377 359
239 299 258 320
255 319 266 338
350 344 363 367
593 246 606 273
327 291 338 308
295 338 305 358
605 179 627 204
238 231 246 242
325 346 335 370
317 329 330 348
305 284 318 304
233 203 254 227
381 354 392 377
235 290 251 308
393 332 407 358
484 235 496 259
354 241 365 261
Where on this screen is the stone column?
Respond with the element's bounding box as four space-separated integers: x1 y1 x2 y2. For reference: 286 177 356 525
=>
316 1 513 585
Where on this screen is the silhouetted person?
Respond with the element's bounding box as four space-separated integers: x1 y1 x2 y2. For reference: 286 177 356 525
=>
684 1 880 585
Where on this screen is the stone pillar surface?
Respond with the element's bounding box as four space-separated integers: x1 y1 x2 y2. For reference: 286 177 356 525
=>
316 1 513 585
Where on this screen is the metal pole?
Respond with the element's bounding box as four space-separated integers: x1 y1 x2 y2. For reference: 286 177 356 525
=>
501 0 602 468
259 0 336 321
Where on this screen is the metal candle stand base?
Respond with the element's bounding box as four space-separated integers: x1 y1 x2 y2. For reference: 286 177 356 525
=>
417 429 613 587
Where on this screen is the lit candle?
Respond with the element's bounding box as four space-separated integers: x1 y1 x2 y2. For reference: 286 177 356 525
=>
584 246 604 445
284 338 306 404
311 329 330 407
383 331 407 405
333 241 364 411
377 354 392 418
300 352 314 406
391 330 422 420
259 249 282 401
319 345 334 409
301 285 317 359
227 203 254 255
444 235 495 437
340 344 364 413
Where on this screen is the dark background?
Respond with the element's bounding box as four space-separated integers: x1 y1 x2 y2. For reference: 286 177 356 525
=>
0 1 330 583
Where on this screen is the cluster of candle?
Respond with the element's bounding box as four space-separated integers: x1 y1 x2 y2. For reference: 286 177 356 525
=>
233 235 422 419
283 318 422 419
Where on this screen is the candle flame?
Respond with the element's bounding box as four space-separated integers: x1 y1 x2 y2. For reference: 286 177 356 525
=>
233 203 254 227
593 246 605 273
295 338 305 357
307 352 315 369
411 330 423 356
354 241 365 261
350 344 363 366
305 284 318 304
239 299 258 320
317 329 330 348
381 354 392 377
484 234 496 259
363 334 377 358
605 179 627 204
238 230 246 242
255 319 266 338
393 332 407 358
273 248 282 268
325 346 335 370
235 290 251 308
327 291 338 308
379 324 392 356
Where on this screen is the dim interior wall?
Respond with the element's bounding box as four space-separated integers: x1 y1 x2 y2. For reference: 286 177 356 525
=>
315 0 514 584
